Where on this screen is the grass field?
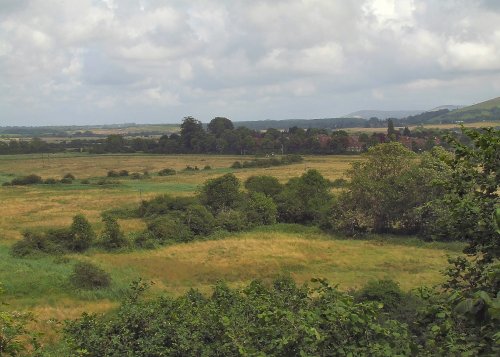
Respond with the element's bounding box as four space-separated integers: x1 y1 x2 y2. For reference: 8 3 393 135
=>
0 152 465 348
0 153 360 241
345 120 499 133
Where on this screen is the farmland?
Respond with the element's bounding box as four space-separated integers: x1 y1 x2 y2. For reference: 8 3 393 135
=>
0 152 472 350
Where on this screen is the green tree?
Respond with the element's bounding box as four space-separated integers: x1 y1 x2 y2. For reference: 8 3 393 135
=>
245 192 277 226
180 116 205 151
69 214 95 252
100 215 127 250
199 173 242 214
244 175 283 198
387 119 397 141
207 117 234 138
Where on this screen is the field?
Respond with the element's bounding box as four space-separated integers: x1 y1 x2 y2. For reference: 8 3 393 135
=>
0 153 464 346
345 120 500 133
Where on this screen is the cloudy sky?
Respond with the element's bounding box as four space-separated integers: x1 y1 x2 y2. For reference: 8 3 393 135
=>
1 0 500 126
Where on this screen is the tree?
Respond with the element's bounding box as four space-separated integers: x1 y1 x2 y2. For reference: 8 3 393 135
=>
207 117 234 138
338 142 418 233
100 215 127 250
387 119 397 141
403 126 411 136
245 192 277 226
180 116 205 151
69 214 95 252
244 175 283 198
199 173 242 214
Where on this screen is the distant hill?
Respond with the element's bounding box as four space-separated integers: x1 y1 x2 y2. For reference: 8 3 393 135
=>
343 110 424 119
428 105 464 112
433 97 500 123
233 118 367 131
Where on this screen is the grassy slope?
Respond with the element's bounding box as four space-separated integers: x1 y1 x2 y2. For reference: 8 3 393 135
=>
435 96 500 122
0 225 463 345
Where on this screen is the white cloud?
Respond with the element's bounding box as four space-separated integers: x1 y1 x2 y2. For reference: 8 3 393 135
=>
0 0 499 125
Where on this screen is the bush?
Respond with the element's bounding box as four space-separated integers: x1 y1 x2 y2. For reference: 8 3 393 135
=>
146 216 193 243
118 170 129 177
139 194 198 217
10 174 42 186
69 214 95 252
99 215 127 250
245 192 277 226
183 165 199 171
63 173 76 180
203 165 212 170
244 175 283 198
107 170 119 177
158 168 176 176
70 262 111 290
81 179 90 184
60 177 73 184
43 178 58 184
216 210 248 232
199 173 242 214
183 204 216 236
331 178 348 188
231 161 242 169
356 279 404 311
130 172 142 180
10 231 50 257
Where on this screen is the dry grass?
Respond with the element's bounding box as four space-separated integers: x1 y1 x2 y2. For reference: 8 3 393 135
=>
0 154 360 241
90 231 456 294
345 120 499 134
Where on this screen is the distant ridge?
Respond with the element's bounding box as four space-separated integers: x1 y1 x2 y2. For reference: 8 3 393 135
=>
343 109 424 119
233 118 366 131
433 97 500 122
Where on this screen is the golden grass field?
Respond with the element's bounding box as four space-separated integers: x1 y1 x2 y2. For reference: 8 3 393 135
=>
345 120 499 133
0 153 464 347
0 154 360 241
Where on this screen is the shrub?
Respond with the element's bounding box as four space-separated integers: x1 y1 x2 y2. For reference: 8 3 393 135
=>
158 168 176 176
2 182 11 186
119 170 129 177
147 216 193 243
130 172 142 180
231 161 242 169
183 165 199 171
10 174 42 186
43 178 58 184
81 179 90 184
11 231 49 257
216 210 248 232
107 170 119 177
139 194 198 217
70 262 111 290
99 215 127 250
331 178 348 188
203 165 212 170
199 173 242 214
63 173 76 180
245 192 277 226
69 214 95 252
356 279 404 311
244 175 283 198
60 177 73 184
183 204 216 236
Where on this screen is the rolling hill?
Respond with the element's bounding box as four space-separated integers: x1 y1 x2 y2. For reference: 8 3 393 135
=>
433 96 500 123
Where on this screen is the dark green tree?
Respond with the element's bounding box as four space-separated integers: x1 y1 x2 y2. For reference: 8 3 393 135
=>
199 173 242 214
69 214 95 252
207 117 234 138
100 215 127 250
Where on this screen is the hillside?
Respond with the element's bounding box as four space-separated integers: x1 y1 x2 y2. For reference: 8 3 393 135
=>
344 109 423 119
434 96 500 123
233 117 366 130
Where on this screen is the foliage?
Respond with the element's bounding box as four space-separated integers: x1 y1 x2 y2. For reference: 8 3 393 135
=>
139 194 198 217
0 283 38 356
275 169 332 225
9 174 43 186
244 175 283 198
69 262 111 290
215 210 248 232
64 277 413 356
244 192 277 226
356 279 404 311
69 214 95 252
183 204 216 236
157 168 176 176
145 216 193 243
99 215 127 250
199 173 242 214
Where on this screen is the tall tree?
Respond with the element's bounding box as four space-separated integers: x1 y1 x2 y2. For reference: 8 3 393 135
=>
180 116 205 151
207 117 234 138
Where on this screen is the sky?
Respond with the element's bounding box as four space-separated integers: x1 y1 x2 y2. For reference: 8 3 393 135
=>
1 0 500 126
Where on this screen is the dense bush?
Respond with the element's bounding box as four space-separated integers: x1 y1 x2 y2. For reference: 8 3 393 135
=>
139 194 198 217
9 174 42 186
69 262 111 290
356 279 404 311
69 214 95 252
232 154 304 170
245 192 277 226
183 204 216 236
157 168 176 176
146 216 193 243
199 173 243 214
99 215 127 250
106 170 119 177
43 177 58 184
63 173 76 180
64 277 413 356
216 209 248 232
244 175 283 198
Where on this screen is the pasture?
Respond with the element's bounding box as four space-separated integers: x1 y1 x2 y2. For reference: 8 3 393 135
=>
0 153 464 347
